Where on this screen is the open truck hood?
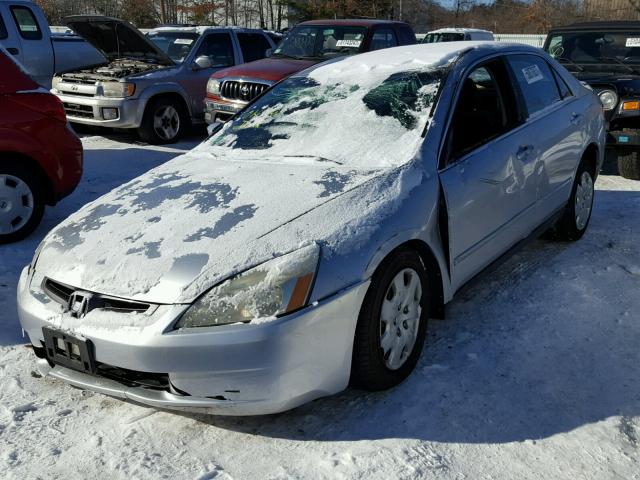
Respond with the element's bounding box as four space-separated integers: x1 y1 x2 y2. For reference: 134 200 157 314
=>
64 16 174 66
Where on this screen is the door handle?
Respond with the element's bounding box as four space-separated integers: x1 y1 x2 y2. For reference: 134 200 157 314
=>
516 144 533 159
570 112 583 125
6 47 19 55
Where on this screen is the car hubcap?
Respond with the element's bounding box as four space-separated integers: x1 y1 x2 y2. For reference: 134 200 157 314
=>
379 268 422 370
0 174 34 234
575 171 594 230
153 105 180 140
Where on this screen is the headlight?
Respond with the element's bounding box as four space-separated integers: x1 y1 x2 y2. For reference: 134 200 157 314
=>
207 78 221 95
101 82 136 98
598 89 618 110
175 244 320 328
51 76 62 92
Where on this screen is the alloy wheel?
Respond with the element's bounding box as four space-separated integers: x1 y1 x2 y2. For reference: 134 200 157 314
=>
153 105 180 141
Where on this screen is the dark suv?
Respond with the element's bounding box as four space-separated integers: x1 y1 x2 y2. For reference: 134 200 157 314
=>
544 21 640 179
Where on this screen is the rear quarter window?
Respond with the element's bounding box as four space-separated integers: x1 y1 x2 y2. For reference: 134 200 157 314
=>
10 6 42 40
0 13 7 39
507 54 562 116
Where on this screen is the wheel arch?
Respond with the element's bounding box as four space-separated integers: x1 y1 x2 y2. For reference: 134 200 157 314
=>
143 91 192 123
0 151 55 205
582 142 599 180
366 237 446 320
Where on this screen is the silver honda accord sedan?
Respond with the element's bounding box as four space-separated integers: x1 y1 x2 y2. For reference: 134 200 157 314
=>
18 42 605 415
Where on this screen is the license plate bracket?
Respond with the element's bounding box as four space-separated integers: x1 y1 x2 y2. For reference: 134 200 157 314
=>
43 327 96 374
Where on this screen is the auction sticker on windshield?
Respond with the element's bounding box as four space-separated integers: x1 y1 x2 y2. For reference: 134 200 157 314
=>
522 64 543 84
174 38 194 45
336 40 361 48
626 38 640 47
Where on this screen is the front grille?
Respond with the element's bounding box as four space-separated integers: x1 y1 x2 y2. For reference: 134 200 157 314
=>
221 81 269 102
59 90 95 98
42 277 152 314
62 102 94 119
95 363 170 390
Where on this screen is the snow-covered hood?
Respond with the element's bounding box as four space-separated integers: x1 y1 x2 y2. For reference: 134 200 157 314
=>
35 151 381 304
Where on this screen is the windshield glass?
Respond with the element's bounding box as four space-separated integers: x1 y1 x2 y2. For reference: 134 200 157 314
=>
147 31 199 62
423 32 464 43
547 31 640 66
273 25 367 59
203 66 445 170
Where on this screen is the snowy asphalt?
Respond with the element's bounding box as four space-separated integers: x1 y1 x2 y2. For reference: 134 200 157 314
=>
0 134 638 479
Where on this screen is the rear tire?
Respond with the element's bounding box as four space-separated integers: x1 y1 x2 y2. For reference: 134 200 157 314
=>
552 159 594 241
0 163 45 244
137 97 187 145
351 248 429 391
617 151 640 180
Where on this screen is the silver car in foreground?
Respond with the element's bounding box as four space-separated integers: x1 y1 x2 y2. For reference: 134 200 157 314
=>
18 42 604 415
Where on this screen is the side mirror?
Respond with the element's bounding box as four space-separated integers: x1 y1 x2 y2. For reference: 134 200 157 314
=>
194 56 212 70
207 121 224 137
265 48 273 58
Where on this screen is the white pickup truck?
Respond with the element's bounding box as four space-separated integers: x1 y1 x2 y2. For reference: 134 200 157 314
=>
0 0 104 87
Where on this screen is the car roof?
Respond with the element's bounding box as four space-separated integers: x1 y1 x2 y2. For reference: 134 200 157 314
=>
298 41 536 78
150 25 265 34
298 19 408 27
549 21 640 32
428 28 493 34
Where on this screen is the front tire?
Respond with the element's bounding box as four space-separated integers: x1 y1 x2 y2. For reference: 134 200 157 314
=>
137 97 187 145
552 160 595 241
0 163 45 244
351 248 429 391
618 151 640 180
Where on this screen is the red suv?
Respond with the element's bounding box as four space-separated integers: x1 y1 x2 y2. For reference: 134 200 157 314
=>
204 19 416 122
0 49 82 243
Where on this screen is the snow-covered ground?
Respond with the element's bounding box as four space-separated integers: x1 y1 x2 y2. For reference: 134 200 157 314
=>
1 134 639 479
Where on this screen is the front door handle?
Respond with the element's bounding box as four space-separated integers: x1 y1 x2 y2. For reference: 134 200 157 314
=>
6 47 19 55
516 144 533 159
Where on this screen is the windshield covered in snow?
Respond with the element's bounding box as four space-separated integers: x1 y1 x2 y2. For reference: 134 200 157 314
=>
205 67 445 169
147 31 199 62
272 25 367 59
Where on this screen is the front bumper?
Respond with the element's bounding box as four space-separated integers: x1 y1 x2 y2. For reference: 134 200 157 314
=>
18 267 369 415
55 93 145 129
204 97 246 124
608 130 640 149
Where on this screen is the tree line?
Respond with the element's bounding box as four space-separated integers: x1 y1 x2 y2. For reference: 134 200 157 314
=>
35 0 640 33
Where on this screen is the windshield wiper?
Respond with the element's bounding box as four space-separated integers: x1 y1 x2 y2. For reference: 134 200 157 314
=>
271 52 304 60
557 57 584 72
598 57 640 74
283 155 343 165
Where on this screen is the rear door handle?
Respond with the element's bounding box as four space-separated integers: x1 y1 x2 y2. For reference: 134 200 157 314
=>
516 144 533 159
6 47 19 55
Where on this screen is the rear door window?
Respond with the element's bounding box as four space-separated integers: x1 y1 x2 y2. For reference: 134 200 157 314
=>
195 32 235 67
370 28 398 51
238 32 272 63
507 54 562 116
10 6 42 40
